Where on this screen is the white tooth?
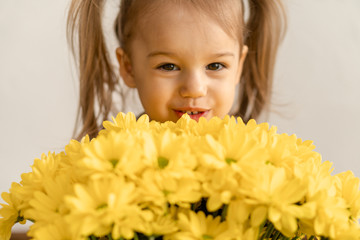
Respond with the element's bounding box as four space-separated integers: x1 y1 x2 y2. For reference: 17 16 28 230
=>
193 111 199 114
186 111 192 115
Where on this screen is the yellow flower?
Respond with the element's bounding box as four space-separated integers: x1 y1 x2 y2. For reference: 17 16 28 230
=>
141 130 198 174
226 200 252 226
195 120 271 211
0 183 26 240
334 171 360 221
64 135 90 160
305 190 351 239
292 160 354 238
194 115 239 138
226 200 259 240
240 166 314 237
31 218 83 240
168 211 230 240
24 173 73 233
200 166 240 212
333 222 360 240
266 132 320 176
141 209 179 237
172 113 198 135
133 129 201 211
1 112 360 239
148 119 176 135
75 131 145 180
196 118 271 171
65 176 151 239
18 152 63 211
138 169 201 213
99 112 150 136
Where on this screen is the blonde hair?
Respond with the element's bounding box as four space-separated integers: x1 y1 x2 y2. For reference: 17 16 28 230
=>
67 0 286 140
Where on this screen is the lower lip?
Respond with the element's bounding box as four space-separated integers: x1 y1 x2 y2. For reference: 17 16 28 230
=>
174 110 209 121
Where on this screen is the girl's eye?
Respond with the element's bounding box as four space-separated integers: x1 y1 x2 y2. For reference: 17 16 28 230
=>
206 63 225 71
157 63 179 71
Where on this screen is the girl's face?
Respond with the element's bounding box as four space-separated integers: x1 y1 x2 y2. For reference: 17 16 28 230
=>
117 4 247 122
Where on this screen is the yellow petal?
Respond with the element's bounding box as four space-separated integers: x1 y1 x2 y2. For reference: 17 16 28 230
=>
250 206 267 227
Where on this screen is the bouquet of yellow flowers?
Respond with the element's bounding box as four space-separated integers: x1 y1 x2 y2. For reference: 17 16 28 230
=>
1 112 360 240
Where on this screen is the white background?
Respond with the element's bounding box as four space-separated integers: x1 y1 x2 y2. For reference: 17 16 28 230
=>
1 0 359 232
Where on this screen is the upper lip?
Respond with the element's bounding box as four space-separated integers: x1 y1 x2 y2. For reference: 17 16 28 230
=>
173 107 209 112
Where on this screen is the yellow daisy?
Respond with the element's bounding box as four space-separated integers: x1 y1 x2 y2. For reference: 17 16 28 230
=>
140 208 179 237
31 218 83 240
195 121 270 211
99 111 150 136
225 199 260 240
334 171 360 221
75 130 144 180
137 169 201 212
18 152 63 211
0 183 26 240
306 190 351 239
168 210 230 240
240 166 314 237
24 174 72 228
65 176 150 239
135 130 201 210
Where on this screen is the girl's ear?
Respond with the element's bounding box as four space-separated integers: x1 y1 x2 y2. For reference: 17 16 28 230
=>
240 45 248 64
116 47 136 88
236 45 248 84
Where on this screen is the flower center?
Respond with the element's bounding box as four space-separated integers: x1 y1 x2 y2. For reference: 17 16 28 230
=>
158 156 169 169
202 234 214 240
109 159 119 168
225 158 237 165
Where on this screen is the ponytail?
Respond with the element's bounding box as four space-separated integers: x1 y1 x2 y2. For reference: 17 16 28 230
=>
236 0 286 121
67 0 118 140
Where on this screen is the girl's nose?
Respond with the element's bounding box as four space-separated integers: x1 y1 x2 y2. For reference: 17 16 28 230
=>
179 71 207 98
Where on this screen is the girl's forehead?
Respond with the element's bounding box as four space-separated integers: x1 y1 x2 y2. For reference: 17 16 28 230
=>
131 4 240 59
133 0 243 43
138 3 206 31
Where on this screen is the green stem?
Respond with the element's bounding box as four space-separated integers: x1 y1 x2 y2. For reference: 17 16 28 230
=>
221 204 228 221
273 230 281 240
280 236 290 240
266 224 275 239
261 223 274 240
258 220 267 239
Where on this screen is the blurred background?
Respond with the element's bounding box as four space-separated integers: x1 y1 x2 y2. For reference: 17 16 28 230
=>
1 0 359 235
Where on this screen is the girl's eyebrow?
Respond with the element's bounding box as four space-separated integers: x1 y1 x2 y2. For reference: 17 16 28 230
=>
211 52 235 58
147 51 176 58
147 51 235 58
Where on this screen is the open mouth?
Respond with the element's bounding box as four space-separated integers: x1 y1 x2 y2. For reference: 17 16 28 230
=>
181 111 201 115
174 110 209 121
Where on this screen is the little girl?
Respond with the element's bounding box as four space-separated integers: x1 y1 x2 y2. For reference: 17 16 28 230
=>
67 0 286 139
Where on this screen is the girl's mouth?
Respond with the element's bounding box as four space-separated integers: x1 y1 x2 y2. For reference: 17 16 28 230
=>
174 110 209 121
